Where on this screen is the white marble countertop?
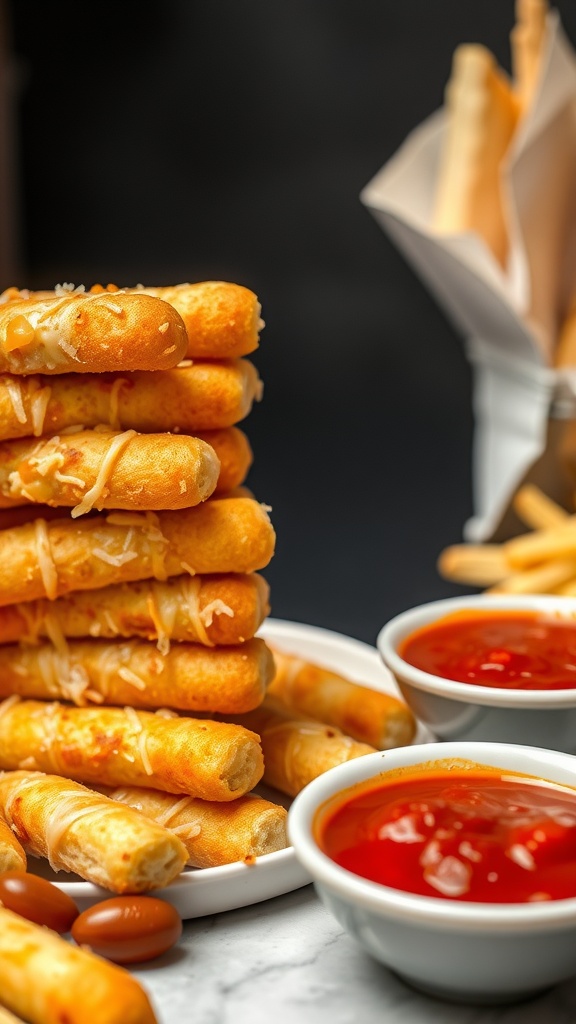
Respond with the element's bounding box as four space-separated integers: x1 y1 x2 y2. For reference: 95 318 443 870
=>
133 884 576 1024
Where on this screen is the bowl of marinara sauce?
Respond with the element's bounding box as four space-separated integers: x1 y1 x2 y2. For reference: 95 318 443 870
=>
377 594 576 752
287 742 576 1003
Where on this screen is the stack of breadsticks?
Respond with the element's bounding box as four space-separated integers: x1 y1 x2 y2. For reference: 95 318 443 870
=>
0 280 291 888
0 280 418 909
438 483 576 595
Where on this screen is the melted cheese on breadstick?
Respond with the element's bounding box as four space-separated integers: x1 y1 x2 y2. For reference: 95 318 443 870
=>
33 519 58 600
71 429 136 517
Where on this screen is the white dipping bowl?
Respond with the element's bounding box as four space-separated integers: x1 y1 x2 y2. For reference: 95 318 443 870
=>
377 594 576 752
288 742 576 1004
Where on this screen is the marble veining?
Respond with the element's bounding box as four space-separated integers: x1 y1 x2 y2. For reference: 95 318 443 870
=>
130 886 576 1023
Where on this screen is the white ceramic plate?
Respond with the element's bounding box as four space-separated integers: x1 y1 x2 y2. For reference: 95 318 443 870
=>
35 618 431 919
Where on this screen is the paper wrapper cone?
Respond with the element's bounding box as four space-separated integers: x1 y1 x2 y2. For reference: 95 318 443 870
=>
361 10 576 541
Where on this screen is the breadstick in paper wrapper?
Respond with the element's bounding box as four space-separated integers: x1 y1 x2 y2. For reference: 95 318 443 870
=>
432 43 518 266
0 813 26 872
0 291 187 374
0 905 158 1024
0 429 220 514
511 0 549 113
0 637 274 713
0 699 264 801
0 572 270 646
267 647 416 749
0 360 262 441
0 497 275 605
0 770 188 892
98 784 288 868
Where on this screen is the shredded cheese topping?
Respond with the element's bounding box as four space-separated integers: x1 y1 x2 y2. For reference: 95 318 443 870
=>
108 377 127 430
123 706 154 776
71 429 136 517
34 518 58 600
5 378 27 424
30 386 52 436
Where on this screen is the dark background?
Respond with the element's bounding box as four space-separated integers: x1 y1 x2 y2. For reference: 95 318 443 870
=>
5 1 576 645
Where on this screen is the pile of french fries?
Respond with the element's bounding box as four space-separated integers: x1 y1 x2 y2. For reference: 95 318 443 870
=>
438 482 576 595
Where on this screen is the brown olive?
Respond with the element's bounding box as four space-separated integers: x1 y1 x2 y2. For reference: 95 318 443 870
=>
71 895 182 964
0 871 79 932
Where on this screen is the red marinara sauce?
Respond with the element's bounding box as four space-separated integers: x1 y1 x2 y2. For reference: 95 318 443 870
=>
316 762 576 902
398 609 576 690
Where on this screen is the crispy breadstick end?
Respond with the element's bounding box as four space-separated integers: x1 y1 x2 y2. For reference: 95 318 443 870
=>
267 648 415 749
227 698 375 797
134 282 263 359
0 498 275 605
0 700 264 801
0 292 187 374
0 573 270 646
0 429 220 514
0 905 158 1024
0 771 188 892
0 814 26 872
100 785 288 868
0 637 275 713
197 427 252 493
433 44 518 265
511 0 549 113
0 361 262 442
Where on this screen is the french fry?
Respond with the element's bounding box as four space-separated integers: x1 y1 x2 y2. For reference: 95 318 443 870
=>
512 483 570 529
487 557 576 594
504 522 576 569
433 44 518 265
437 543 509 586
511 0 549 114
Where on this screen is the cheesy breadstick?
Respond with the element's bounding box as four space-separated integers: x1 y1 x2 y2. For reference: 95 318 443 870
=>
0 497 275 605
99 785 288 868
0 699 264 800
0 771 188 892
0 905 158 1024
0 291 187 374
0 573 270 647
0 637 274 713
267 648 415 749
512 483 570 529
0 814 26 872
0 429 219 515
3 280 263 360
0 361 262 441
437 543 510 585
226 698 375 798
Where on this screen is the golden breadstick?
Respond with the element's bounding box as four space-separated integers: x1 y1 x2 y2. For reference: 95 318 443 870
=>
512 483 570 529
226 698 375 798
0 771 188 892
3 280 263 360
504 521 576 568
0 572 270 647
487 557 576 594
0 637 274 713
511 0 548 113
0 699 264 801
99 785 288 868
433 44 518 265
0 497 275 605
0 429 219 514
133 281 263 359
437 543 510 585
0 361 262 442
0 905 158 1024
268 647 415 749
0 814 26 872
0 291 187 374
197 427 252 493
